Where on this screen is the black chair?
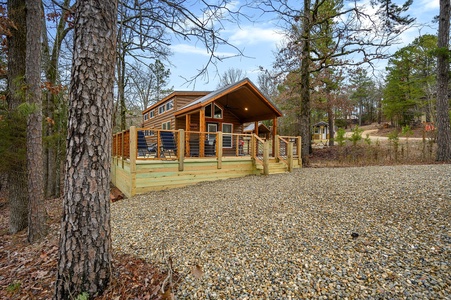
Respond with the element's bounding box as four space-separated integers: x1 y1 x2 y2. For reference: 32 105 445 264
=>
189 137 200 157
205 136 216 156
160 131 177 160
137 131 156 157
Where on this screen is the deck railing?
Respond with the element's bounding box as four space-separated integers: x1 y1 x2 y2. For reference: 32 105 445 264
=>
112 126 301 172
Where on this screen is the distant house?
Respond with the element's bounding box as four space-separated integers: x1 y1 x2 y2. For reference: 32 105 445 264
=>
312 121 329 140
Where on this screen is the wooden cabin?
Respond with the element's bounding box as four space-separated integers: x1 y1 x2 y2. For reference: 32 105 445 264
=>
141 78 282 156
112 78 302 197
312 121 329 140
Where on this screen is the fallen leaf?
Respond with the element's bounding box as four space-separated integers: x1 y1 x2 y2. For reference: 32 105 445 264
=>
191 264 204 280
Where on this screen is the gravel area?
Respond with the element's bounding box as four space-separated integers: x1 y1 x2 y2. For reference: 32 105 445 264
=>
111 164 451 299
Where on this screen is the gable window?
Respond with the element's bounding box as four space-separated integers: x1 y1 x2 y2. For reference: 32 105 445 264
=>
205 103 222 119
158 105 166 114
214 104 223 118
166 100 174 111
222 123 233 148
162 121 171 130
144 113 149 121
205 103 212 118
149 110 154 118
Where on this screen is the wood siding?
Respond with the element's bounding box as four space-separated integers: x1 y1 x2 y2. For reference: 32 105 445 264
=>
142 93 207 130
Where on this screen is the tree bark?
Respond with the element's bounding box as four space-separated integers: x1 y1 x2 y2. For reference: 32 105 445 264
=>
26 0 47 243
436 0 451 161
299 0 312 165
7 0 28 234
54 0 117 298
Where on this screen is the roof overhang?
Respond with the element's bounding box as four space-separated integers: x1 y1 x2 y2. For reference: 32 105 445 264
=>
174 78 282 122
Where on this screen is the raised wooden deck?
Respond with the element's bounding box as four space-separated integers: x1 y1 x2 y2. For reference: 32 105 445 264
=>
111 127 301 197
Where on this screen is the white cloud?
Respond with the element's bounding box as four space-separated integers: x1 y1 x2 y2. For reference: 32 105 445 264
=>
228 26 285 47
170 44 237 58
417 0 439 10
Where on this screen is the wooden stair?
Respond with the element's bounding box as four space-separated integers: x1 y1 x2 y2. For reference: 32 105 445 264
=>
255 158 289 174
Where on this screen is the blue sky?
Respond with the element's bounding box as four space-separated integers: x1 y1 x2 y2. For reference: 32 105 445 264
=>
167 0 439 91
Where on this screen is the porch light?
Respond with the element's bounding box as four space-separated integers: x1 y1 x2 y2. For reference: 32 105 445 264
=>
244 107 248 111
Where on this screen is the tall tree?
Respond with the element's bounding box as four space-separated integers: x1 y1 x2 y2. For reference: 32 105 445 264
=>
55 0 117 298
217 67 247 88
266 0 414 164
129 60 172 111
42 0 73 198
6 0 28 234
26 0 47 243
350 68 375 126
436 0 451 161
383 35 438 127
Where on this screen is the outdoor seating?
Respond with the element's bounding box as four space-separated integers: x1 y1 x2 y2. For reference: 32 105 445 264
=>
137 131 156 157
160 131 177 160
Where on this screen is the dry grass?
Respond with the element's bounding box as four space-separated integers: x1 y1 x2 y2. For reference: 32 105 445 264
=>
310 139 438 167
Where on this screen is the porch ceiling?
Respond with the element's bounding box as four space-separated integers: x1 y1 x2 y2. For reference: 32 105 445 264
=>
215 86 280 122
174 78 282 123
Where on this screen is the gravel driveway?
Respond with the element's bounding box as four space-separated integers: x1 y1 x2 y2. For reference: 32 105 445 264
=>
111 164 450 299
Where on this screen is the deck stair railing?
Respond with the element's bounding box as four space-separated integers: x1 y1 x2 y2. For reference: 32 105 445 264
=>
277 135 289 163
280 136 300 158
276 135 294 172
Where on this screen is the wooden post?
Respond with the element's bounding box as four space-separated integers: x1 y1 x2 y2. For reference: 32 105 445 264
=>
121 130 125 168
287 142 293 172
272 118 277 156
251 134 255 158
157 130 161 159
200 109 205 157
263 141 269 175
185 114 191 156
254 121 259 137
178 129 185 171
217 131 223 169
297 136 302 166
274 135 280 161
129 126 137 197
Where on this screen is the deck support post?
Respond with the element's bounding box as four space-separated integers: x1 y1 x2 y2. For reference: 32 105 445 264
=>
129 126 137 197
200 109 205 157
272 118 277 155
287 142 293 172
263 141 269 175
217 132 223 169
178 129 185 171
297 136 302 166
274 135 280 161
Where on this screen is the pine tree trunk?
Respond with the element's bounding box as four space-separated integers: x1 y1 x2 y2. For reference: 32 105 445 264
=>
7 0 28 234
436 0 451 161
299 0 312 165
26 0 47 243
54 0 117 298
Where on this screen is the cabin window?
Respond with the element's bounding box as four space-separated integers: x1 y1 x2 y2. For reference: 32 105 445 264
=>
162 121 171 130
214 104 223 118
166 100 174 111
144 113 149 121
149 110 154 118
158 105 166 114
145 130 155 136
205 103 223 119
205 104 212 118
222 123 233 148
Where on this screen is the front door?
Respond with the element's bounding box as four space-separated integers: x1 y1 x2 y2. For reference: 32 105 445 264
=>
207 123 218 142
206 123 218 156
